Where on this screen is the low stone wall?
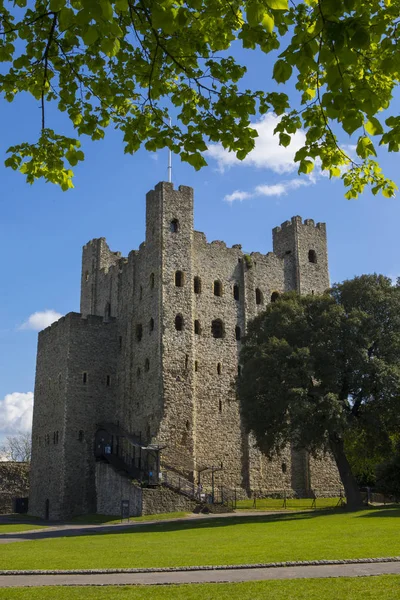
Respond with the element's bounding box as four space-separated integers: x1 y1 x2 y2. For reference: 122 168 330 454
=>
95 463 196 517
142 487 196 515
0 462 29 514
95 462 142 516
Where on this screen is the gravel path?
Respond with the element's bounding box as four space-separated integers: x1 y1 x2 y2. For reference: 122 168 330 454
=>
0 560 399 587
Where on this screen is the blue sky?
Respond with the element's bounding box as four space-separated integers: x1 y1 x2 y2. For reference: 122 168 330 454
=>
0 41 399 442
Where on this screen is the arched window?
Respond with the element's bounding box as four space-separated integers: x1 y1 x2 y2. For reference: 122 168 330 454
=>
149 317 154 332
175 270 184 287
194 360 198 372
282 462 287 474
255 288 263 305
144 358 150 372
150 272 155 288
175 314 184 331
194 276 202 294
194 320 201 335
85 271 89 282
308 249 317 264
214 280 222 297
211 319 224 339
271 291 280 303
170 219 179 233
217 362 221 375
235 326 241 341
136 324 143 341
233 284 239 301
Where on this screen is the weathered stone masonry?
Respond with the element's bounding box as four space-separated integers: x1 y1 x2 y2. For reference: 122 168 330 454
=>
30 181 341 520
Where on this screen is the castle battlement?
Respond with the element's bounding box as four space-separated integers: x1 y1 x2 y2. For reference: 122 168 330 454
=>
273 216 326 234
38 312 116 339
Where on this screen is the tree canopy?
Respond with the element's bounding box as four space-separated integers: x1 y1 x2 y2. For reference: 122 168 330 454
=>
0 432 32 462
0 0 399 196
238 275 400 508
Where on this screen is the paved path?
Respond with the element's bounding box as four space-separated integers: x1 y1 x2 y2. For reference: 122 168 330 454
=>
0 561 399 587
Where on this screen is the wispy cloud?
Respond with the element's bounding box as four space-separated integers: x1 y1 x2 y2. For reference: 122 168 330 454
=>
0 392 33 436
19 309 63 331
207 113 306 174
224 177 312 203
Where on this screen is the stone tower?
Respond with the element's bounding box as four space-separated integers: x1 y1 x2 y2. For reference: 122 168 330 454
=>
29 182 340 520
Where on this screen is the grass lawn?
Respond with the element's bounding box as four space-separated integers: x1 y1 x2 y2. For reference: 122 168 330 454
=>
0 576 400 599
236 497 343 511
0 524 47 534
70 511 190 525
1 507 399 571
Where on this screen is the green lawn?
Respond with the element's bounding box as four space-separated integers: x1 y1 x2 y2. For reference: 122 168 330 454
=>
236 497 343 511
0 577 400 600
70 511 190 525
0 524 47 534
1 507 399 571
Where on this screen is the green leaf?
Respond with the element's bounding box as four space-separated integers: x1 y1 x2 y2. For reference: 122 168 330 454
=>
115 0 129 11
279 132 291 147
356 136 377 159
82 26 99 46
262 13 274 33
298 159 314 174
49 0 65 10
100 0 113 21
273 60 292 83
365 117 384 136
351 27 370 50
266 0 288 9
246 3 264 27
58 7 74 30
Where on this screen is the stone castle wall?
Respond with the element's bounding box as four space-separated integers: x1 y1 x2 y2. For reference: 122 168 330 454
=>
31 181 340 520
30 313 118 520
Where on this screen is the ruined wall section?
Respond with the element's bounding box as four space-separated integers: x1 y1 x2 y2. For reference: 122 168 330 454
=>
273 217 329 294
80 238 122 318
309 453 342 493
30 313 118 520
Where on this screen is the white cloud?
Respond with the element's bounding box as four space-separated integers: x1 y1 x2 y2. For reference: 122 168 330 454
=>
224 190 253 203
224 177 312 203
20 309 63 331
0 392 33 436
207 113 306 174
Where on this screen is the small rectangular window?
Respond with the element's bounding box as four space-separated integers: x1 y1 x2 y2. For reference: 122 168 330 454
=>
106 375 111 387
83 372 87 384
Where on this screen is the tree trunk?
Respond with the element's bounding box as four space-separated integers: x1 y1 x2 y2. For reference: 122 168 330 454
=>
329 434 364 510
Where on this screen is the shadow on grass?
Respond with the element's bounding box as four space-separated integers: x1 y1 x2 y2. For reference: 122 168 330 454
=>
356 507 400 518
2 506 398 545
1 507 387 544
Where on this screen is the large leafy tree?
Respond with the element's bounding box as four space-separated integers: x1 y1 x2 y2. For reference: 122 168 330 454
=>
238 275 400 509
0 0 399 196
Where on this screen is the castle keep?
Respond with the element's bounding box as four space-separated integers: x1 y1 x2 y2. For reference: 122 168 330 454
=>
30 182 340 520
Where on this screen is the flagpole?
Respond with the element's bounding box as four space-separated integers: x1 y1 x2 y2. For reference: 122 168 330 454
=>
168 118 172 183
